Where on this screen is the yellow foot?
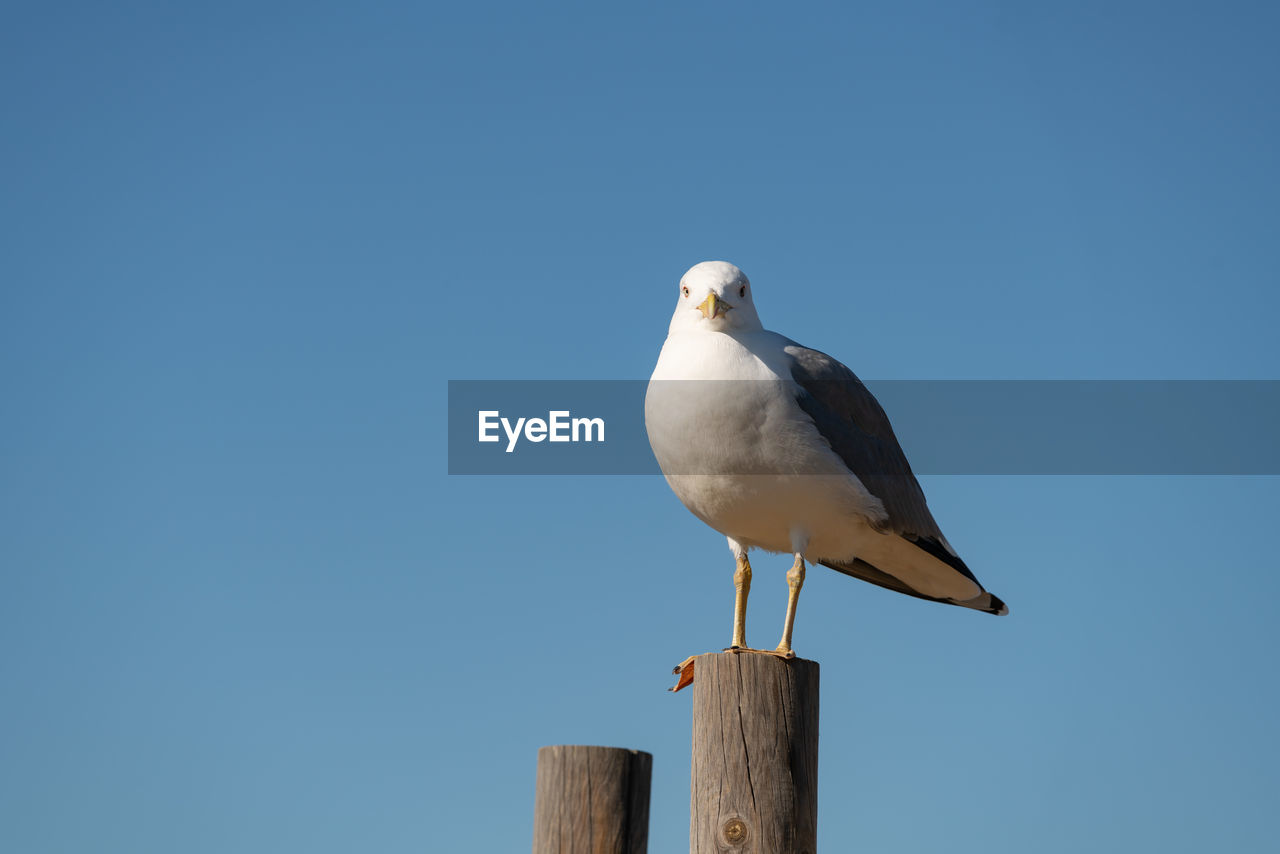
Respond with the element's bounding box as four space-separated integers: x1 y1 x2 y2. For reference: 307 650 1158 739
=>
729 646 795 659
670 656 698 692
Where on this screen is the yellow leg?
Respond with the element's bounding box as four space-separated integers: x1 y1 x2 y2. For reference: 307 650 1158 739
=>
776 554 806 654
731 553 752 649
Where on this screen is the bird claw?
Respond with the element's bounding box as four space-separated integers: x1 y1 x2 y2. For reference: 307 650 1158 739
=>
669 656 697 692
731 646 796 659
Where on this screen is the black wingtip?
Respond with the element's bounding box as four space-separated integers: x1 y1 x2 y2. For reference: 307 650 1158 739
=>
960 591 1009 615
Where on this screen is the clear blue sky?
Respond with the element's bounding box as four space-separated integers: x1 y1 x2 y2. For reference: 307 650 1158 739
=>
3 2 1278 852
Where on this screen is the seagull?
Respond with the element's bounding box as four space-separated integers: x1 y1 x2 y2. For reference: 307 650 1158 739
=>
645 261 1007 657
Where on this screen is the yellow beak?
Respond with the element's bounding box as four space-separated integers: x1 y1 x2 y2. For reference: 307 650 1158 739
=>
698 292 733 320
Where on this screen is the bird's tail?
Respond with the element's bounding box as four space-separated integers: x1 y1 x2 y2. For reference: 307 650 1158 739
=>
820 558 1010 616
958 591 1008 616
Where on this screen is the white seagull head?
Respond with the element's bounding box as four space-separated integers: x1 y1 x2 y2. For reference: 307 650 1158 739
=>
669 261 763 334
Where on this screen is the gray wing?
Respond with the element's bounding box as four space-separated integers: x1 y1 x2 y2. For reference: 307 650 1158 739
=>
784 342 944 542
784 342 1005 614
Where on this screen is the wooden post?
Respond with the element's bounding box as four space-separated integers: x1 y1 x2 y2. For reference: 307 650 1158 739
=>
533 745 653 854
689 653 819 854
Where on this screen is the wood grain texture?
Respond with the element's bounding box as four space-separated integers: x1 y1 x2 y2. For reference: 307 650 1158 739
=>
690 653 819 854
533 745 652 854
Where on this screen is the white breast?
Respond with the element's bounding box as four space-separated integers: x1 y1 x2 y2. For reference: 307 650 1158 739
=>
645 330 887 559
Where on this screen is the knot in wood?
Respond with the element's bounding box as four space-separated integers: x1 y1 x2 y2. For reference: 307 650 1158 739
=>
721 817 749 846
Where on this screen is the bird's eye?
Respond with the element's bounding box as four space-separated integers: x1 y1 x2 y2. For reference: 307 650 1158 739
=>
739 285 746 298
682 286 690 297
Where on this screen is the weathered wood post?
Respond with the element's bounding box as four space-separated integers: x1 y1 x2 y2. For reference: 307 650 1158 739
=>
533 745 653 854
689 653 819 853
